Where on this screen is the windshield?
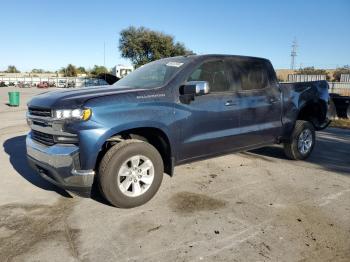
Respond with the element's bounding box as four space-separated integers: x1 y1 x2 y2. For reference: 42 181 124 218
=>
114 57 189 89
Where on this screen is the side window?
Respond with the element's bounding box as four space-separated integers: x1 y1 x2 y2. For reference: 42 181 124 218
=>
233 59 269 91
226 60 243 92
264 60 278 85
187 60 230 92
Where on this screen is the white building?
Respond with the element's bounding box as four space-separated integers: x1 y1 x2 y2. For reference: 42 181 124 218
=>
112 65 134 79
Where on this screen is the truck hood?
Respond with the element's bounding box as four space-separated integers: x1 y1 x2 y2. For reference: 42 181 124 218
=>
28 85 144 109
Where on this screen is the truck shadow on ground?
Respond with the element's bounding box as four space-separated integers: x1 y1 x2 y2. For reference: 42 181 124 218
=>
3 128 349 203
3 135 71 197
250 128 350 176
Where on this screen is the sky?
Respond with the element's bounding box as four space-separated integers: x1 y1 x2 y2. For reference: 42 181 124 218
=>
1 0 349 71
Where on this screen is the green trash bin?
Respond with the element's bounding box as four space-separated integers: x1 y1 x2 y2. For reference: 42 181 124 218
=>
8 91 20 106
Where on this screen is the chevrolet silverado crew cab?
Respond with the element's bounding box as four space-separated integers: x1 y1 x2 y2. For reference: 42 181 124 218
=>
26 55 331 208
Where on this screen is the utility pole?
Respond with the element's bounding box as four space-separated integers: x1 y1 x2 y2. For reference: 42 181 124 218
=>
290 38 297 70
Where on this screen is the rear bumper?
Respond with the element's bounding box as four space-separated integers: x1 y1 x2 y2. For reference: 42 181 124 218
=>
26 135 95 196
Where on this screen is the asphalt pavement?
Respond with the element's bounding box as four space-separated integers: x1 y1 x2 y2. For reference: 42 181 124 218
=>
0 87 349 262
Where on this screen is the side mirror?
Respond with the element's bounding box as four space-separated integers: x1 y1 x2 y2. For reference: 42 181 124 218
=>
180 81 210 96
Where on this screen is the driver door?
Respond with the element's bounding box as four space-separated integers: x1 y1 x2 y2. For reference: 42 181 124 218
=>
177 59 241 162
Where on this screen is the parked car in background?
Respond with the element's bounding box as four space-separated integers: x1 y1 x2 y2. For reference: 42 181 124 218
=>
84 78 109 87
58 80 67 88
67 80 76 88
26 55 332 208
19 82 31 88
17 81 31 88
37 82 49 88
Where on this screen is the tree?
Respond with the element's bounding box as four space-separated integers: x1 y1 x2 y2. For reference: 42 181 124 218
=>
5 65 20 73
77 66 87 75
31 68 44 74
296 66 330 81
119 26 193 67
59 64 77 77
89 65 108 76
333 65 350 82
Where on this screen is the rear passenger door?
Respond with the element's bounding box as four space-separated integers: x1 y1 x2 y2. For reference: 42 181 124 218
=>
226 58 282 147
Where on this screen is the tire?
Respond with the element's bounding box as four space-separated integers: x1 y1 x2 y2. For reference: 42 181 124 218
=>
98 139 164 208
283 120 315 160
347 105 350 119
329 99 336 120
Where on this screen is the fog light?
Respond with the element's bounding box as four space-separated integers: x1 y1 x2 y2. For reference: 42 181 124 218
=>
55 136 79 143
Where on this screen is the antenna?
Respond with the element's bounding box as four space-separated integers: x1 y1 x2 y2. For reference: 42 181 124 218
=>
290 38 297 70
103 41 106 68
103 42 106 81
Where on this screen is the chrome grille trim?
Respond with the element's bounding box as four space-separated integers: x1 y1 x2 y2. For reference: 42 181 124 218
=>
31 130 55 146
28 107 52 117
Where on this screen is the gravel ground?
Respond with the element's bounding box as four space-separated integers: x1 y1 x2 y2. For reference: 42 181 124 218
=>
0 87 349 262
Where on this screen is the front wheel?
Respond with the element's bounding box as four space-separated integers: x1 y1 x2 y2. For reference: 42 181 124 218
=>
284 120 315 160
98 140 164 208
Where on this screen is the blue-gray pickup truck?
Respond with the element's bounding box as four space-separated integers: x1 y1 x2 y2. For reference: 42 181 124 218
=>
26 55 331 208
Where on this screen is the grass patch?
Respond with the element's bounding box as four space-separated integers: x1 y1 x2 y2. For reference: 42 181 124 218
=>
330 118 350 129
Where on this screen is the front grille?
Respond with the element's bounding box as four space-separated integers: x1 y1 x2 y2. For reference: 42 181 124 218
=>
32 120 52 127
31 130 55 146
28 107 52 117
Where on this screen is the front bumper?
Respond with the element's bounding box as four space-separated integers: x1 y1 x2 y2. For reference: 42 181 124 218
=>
26 134 95 196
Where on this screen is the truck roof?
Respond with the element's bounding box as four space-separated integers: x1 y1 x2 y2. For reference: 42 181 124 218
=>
181 54 271 63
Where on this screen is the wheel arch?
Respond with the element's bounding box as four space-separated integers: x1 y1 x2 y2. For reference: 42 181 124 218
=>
95 125 175 176
297 99 329 130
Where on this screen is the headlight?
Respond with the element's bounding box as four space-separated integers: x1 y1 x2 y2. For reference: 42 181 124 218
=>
54 108 91 121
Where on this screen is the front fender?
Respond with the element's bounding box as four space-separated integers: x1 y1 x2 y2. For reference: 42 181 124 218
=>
77 121 174 170
68 99 176 170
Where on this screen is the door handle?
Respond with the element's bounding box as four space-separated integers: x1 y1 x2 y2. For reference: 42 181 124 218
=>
225 100 237 106
269 98 280 104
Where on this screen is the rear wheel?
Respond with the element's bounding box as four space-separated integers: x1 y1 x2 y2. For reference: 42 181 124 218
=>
284 120 315 160
99 140 164 208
